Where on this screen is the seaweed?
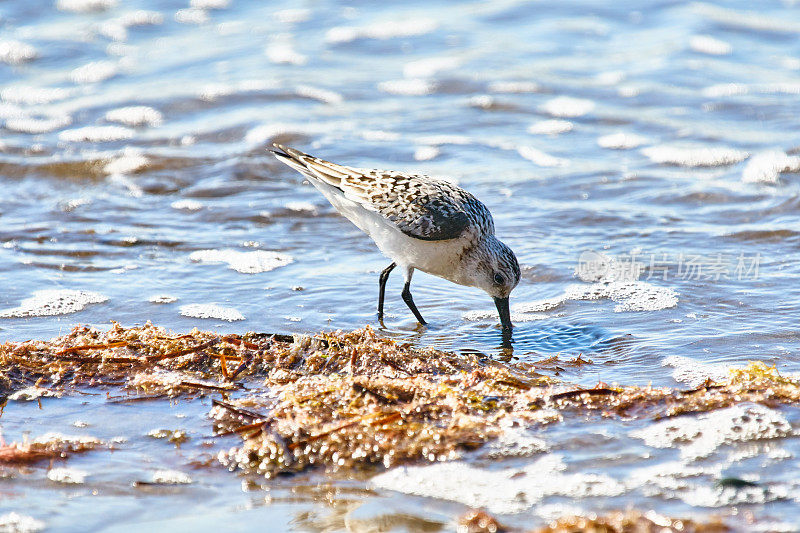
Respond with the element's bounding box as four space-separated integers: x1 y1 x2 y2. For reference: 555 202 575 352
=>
2 323 800 479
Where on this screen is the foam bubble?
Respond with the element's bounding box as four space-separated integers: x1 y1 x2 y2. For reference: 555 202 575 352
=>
175 8 209 25
104 149 149 174
179 303 245 322
57 0 116 12
5 115 72 134
414 146 439 161
662 355 730 387
565 281 678 312
702 83 748 98
1 86 72 105
0 513 45 533
60 126 135 142
170 199 202 211
0 41 38 65
403 56 461 78
631 404 792 461
528 119 573 135
47 468 87 484
641 145 749 167
0 290 108 318
266 42 307 66
105 106 163 127
597 132 648 150
326 18 438 44
690 35 732 56
70 61 118 84
488 81 540 93
377 79 436 96
371 455 624 514
274 8 311 24
151 469 193 484
540 96 594 118
190 249 293 274
517 146 568 167
742 150 800 184
295 85 343 105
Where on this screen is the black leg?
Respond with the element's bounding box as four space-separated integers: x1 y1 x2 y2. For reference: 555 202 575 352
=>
377 262 396 321
401 280 427 325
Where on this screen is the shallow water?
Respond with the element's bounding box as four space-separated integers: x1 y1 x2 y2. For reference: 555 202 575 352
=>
2 0 800 530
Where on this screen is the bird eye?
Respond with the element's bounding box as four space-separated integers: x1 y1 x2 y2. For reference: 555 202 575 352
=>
493 273 504 285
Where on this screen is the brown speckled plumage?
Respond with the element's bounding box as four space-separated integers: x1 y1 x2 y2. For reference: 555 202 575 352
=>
271 144 494 242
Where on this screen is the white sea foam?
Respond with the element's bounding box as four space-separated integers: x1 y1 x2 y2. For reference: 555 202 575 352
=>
189 249 293 274
60 126 135 142
175 8 209 25
152 469 193 484
690 35 732 56
742 150 800 184
565 281 679 312
70 61 118 84
1 86 73 105
0 512 45 533
295 85 343 105
47 468 87 484
57 0 116 12
371 455 624 514
244 122 328 146
517 146 568 167
377 79 436 96
179 303 245 322
693 3 800 35
597 132 648 149
326 18 438 44
105 106 163 127
171 199 203 211
631 404 792 461
527 119 573 135
641 145 748 167
662 355 730 387
190 0 228 7
103 150 149 174
274 8 311 24
413 146 439 161
0 289 108 318
540 96 595 118
403 56 461 78
0 41 38 65
266 42 307 66
5 115 72 134
488 81 540 93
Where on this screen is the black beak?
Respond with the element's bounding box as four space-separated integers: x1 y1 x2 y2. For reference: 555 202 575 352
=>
493 296 513 332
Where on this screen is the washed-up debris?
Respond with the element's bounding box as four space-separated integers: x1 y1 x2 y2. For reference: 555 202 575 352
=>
532 509 729 533
2 324 800 478
0 433 104 465
456 508 729 533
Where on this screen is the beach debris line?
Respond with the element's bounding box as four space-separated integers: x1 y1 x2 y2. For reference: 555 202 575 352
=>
1 323 800 478
456 508 730 533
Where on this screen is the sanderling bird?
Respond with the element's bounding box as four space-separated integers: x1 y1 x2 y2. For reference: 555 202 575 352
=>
271 144 520 331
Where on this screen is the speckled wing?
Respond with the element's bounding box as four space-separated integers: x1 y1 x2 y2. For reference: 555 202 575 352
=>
271 144 495 241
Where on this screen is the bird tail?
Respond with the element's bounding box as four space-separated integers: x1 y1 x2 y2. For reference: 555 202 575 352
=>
269 144 350 191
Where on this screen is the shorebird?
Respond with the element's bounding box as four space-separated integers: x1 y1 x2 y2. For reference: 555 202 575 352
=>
270 144 520 331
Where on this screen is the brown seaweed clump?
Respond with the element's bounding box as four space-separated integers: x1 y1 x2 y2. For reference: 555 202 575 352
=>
456 508 730 533
532 510 729 533
3 323 800 478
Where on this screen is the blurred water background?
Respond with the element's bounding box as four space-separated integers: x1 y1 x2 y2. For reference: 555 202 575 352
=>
2 0 800 530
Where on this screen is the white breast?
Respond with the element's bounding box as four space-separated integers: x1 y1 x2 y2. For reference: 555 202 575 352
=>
310 180 469 281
